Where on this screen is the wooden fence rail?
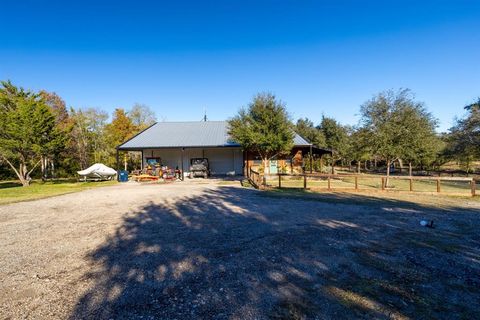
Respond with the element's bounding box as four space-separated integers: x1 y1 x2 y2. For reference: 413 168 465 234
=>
248 168 262 189
249 168 477 197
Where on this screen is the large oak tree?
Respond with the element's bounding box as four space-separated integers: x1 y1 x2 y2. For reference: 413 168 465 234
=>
228 93 294 174
360 89 438 186
317 116 350 173
446 98 480 172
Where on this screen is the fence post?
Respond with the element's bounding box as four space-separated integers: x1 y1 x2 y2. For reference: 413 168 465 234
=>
278 174 282 189
327 176 331 190
436 179 441 193
303 174 307 189
381 177 385 190
409 178 413 192
355 176 358 190
472 179 476 197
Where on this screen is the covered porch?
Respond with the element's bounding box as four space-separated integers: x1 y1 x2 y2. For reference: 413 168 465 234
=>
116 146 244 179
245 145 332 175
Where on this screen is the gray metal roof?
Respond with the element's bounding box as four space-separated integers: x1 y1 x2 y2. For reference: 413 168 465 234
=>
118 121 312 149
293 133 311 146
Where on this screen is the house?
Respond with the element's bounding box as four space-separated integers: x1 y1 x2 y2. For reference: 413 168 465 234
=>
116 121 330 177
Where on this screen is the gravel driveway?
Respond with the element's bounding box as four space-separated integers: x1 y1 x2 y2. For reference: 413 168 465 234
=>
1 180 479 319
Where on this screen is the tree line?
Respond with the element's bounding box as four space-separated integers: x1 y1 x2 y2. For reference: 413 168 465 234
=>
0 81 156 186
229 91 479 186
1 81 478 186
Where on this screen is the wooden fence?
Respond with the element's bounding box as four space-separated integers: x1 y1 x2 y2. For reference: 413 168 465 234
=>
248 168 477 197
249 168 263 189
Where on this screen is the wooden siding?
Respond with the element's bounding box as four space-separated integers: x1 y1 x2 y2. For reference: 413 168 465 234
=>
244 147 306 175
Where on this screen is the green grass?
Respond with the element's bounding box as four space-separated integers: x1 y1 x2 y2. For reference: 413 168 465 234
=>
0 179 118 205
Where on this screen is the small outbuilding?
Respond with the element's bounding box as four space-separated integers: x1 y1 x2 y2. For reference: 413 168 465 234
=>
117 121 330 177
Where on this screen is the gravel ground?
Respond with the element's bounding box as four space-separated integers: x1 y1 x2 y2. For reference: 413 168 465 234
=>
1 180 479 319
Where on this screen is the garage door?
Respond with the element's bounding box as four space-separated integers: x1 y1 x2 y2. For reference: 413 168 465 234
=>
204 148 240 175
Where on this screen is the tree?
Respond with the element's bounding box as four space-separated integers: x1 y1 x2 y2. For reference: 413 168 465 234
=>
295 118 326 147
105 108 137 168
39 91 71 179
85 108 109 165
460 99 479 157
446 98 480 172
39 90 69 125
106 109 136 146
228 93 294 174
360 89 438 186
295 118 327 172
348 127 372 173
70 108 109 169
69 108 90 170
317 116 350 173
0 81 61 186
128 103 157 131
389 98 440 176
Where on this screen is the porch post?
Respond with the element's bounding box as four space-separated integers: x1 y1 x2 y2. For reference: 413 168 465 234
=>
245 150 248 177
246 150 250 177
181 148 185 181
116 148 120 181
310 145 313 173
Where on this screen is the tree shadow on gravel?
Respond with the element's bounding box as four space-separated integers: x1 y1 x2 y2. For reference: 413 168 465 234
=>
70 186 480 320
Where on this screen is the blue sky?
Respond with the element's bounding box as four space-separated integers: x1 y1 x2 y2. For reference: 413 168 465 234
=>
1 1 479 131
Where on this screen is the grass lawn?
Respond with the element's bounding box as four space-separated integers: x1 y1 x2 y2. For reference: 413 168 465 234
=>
0 179 118 205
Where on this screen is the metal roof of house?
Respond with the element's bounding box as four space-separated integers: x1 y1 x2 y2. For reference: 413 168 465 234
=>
118 121 312 149
293 133 311 146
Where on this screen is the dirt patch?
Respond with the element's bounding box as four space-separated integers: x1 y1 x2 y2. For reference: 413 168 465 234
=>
1 180 479 319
